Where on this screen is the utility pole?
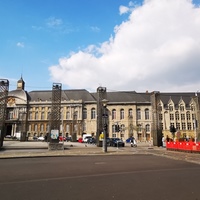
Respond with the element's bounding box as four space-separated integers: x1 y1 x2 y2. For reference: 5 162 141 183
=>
193 93 200 142
0 79 9 148
151 91 162 146
96 87 107 147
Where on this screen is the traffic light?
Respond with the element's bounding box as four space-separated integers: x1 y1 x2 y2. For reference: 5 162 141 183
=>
104 124 108 131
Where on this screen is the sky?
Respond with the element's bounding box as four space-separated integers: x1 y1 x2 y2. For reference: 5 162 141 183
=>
1 0 200 93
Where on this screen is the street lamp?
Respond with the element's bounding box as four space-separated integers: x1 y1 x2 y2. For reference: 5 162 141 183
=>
102 99 108 153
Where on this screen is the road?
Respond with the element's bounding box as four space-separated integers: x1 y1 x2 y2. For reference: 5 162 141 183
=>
0 154 200 200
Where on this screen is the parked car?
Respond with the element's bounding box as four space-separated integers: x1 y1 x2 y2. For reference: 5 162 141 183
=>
78 138 83 143
66 137 72 142
38 136 45 141
83 136 92 143
126 137 132 143
87 137 96 144
5 135 12 139
109 138 125 147
59 136 66 141
33 136 38 140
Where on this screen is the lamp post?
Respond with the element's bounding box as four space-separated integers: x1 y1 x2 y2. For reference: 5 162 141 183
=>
102 99 108 153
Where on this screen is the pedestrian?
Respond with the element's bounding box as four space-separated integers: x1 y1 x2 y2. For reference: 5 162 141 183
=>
162 135 166 147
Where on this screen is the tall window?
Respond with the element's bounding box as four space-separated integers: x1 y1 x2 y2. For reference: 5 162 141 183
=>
29 112 32 120
41 112 45 120
158 114 163 121
191 104 195 111
186 112 190 120
35 112 39 120
112 109 116 120
176 122 180 130
170 114 174 120
175 112 179 120
74 111 78 120
180 104 184 111
128 109 133 118
182 122 186 130
145 108 149 120
91 108 96 119
34 124 38 132
66 111 70 119
169 104 173 111
120 109 124 120
137 109 141 120
187 122 192 130
145 124 150 132
138 124 142 132
181 114 185 120
83 108 87 119
40 124 44 132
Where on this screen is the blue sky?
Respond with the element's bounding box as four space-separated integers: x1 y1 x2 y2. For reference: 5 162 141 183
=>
1 0 200 92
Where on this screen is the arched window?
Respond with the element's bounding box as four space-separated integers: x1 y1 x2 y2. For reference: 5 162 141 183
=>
34 124 38 132
47 112 51 120
138 124 142 132
128 109 133 118
137 109 141 120
66 111 70 119
91 108 96 119
180 104 184 111
186 111 190 120
169 104 173 112
145 108 149 120
175 111 179 120
35 112 39 120
145 124 150 132
41 112 45 120
112 109 116 120
120 109 124 120
29 112 32 120
40 124 44 132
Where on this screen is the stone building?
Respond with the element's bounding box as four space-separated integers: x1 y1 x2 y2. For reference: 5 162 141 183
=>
4 77 200 144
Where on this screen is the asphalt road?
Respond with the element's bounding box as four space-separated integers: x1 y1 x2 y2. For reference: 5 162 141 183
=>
0 155 200 200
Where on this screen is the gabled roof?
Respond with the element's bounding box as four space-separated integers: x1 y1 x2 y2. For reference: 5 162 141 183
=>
159 92 196 105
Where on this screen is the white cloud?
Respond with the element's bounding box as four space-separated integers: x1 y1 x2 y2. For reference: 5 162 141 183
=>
46 17 63 28
49 0 200 92
90 26 100 32
119 5 130 15
16 42 24 48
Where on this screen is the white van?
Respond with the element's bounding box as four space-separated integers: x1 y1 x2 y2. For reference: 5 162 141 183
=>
82 134 92 143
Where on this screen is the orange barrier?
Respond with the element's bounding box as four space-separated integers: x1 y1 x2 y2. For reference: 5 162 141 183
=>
166 141 200 153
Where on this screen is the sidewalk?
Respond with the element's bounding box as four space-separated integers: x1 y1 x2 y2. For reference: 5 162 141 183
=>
1 140 200 165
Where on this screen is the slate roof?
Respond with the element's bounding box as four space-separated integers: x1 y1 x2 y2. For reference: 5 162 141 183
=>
29 89 96 102
91 91 151 104
159 92 196 105
8 89 31 102
20 89 199 106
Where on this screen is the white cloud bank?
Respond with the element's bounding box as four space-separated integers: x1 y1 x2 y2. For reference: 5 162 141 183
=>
49 0 200 92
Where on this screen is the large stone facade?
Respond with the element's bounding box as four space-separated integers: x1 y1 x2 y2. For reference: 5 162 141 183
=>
4 78 200 144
